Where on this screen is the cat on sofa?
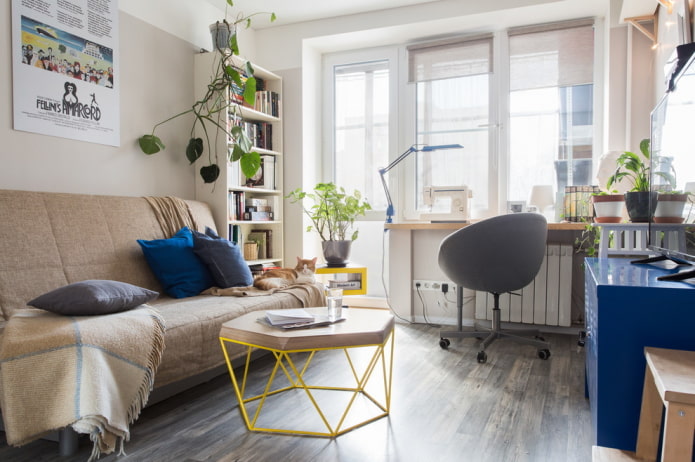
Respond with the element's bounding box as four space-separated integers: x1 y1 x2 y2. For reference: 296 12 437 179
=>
253 257 317 290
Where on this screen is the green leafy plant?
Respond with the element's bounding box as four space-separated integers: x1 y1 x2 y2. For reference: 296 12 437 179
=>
286 183 372 241
138 1 276 183
607 138 651 192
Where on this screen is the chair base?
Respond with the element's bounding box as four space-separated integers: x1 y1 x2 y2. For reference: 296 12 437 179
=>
440 297 551 363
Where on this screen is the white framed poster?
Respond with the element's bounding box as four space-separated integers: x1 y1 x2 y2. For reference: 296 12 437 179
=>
11 0 120 146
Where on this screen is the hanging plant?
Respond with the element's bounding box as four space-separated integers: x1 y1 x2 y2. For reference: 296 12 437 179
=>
138 1 276 183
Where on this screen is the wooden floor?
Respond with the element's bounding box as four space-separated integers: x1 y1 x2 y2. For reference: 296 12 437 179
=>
0 321 592 462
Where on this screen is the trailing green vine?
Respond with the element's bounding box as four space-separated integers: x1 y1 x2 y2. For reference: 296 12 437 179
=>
138 1 276 184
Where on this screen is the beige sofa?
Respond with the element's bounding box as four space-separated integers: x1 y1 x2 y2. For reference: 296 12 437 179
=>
0 189 324 450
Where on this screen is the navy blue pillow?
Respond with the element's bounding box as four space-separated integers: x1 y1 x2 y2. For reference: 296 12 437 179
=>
192 227 253 288
137 227 214 298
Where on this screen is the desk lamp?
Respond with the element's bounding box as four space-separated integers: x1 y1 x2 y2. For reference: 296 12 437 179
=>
378 144 463 223
528 185 555 216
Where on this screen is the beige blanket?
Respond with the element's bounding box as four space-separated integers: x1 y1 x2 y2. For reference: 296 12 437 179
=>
204 283 326 306
144 195 198 237
0 307 165 461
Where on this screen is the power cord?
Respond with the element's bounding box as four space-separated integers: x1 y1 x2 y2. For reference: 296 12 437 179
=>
381 229 413 324
415 282 440 328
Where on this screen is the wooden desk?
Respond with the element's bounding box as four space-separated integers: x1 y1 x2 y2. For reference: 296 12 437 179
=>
384 220 585 323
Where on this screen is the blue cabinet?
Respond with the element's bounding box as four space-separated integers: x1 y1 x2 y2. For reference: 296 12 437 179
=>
584 257 695 451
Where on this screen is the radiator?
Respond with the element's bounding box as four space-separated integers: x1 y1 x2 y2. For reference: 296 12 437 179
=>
474 243 573 327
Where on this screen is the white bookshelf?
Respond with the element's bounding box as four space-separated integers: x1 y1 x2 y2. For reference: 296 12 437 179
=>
194 52 283 267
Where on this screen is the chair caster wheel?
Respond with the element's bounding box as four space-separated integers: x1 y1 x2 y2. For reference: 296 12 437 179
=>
535 335 546 342
439 338 451 349
476 351 487 363
538 349 551 360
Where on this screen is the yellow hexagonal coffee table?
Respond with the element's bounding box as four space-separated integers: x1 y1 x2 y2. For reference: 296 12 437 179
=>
219 307 395 437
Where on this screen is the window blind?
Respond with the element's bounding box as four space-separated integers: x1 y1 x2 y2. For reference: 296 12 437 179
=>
509 19 594 91
407 34 493 83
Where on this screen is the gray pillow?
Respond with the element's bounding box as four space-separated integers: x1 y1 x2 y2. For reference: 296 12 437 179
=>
193 227 254 288
27 280 159 315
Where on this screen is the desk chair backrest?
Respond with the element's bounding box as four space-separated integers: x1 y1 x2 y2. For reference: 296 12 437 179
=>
438 213 548 294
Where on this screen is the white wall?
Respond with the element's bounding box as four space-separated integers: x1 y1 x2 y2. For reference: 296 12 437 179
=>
0 6 198 198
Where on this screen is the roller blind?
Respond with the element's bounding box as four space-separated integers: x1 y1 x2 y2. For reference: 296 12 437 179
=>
407 34 493 83
509 19 594 91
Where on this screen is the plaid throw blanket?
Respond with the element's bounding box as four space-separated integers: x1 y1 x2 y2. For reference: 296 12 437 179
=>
0 307 165 461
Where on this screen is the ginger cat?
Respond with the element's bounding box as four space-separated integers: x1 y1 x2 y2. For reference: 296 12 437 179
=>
253 257 317 290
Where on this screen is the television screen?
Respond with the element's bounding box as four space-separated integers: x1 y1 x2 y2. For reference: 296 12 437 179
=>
647 52 695 280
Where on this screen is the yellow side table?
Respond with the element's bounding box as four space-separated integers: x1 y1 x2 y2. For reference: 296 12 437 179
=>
219 307 395 437
315 263 367 295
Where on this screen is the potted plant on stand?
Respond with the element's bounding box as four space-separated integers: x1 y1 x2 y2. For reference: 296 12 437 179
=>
286 183 372 266
654 191 689 223
606 138 657 222
591 191 625 223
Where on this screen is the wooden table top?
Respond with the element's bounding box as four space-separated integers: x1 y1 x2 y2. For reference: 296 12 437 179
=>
219 307 395 351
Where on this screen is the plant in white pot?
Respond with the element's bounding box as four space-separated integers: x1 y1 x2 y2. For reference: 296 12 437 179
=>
286 183 372 266
606 139 656 222
591 191 625 223
654 191 689 223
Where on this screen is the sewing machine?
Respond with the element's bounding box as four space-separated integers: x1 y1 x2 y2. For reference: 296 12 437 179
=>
421 185 472 222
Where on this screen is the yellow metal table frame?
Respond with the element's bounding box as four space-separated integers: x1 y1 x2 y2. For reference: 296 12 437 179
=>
219 310 394 438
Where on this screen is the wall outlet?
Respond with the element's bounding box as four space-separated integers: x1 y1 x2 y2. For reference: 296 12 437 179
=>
413 280 448 291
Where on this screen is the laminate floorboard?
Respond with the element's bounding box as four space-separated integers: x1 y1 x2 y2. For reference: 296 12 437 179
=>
0 321 592 462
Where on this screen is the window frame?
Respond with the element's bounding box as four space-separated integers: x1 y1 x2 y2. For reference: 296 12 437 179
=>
321 18 605 222
322 46 400 222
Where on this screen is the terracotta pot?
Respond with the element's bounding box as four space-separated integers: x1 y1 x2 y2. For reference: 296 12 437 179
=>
654 193 688 223
591 194 624 223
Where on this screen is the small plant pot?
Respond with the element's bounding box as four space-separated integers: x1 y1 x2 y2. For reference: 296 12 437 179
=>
625 191 657 223
654 193 688 223
592 194 624 223
322 240 352 267
209 20 235 50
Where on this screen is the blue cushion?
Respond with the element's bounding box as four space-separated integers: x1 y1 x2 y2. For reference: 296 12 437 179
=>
137 227 214 298
193 227 253 288
28 280 159 315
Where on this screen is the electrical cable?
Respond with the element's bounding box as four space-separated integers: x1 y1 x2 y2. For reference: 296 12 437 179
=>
381 229 413 324
416 284 440 328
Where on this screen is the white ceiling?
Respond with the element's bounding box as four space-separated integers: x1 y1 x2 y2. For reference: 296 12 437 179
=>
202 0 445 28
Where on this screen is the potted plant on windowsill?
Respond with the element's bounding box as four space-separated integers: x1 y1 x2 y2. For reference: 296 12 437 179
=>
138 1 276 184
654 191 689 223
591 191 625 223
606 138 656 223
286 183 372 266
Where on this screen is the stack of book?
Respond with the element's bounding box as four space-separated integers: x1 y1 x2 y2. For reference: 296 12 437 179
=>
255 90 280 117
563 185 600 222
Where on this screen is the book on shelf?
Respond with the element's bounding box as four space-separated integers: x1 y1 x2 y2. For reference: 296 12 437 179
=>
250 229 272 258
243 211 274 221
228 116 273 151
328 280 361 290
247 229 272 258
563 185 599 222
254 90 280 117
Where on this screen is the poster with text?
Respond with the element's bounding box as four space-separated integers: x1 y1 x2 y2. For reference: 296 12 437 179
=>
11 0 120 146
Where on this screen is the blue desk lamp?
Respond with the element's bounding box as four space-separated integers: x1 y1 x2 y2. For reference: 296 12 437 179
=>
378 144 463 223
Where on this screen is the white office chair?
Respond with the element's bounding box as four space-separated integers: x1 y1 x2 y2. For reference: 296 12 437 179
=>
438 213 551 363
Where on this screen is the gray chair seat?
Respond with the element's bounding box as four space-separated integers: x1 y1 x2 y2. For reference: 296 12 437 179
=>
437 213 550 363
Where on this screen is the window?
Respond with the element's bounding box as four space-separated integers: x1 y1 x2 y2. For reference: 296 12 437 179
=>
409 36 492 215
508 21 595 205
408 20 596 218
333 60 390 210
